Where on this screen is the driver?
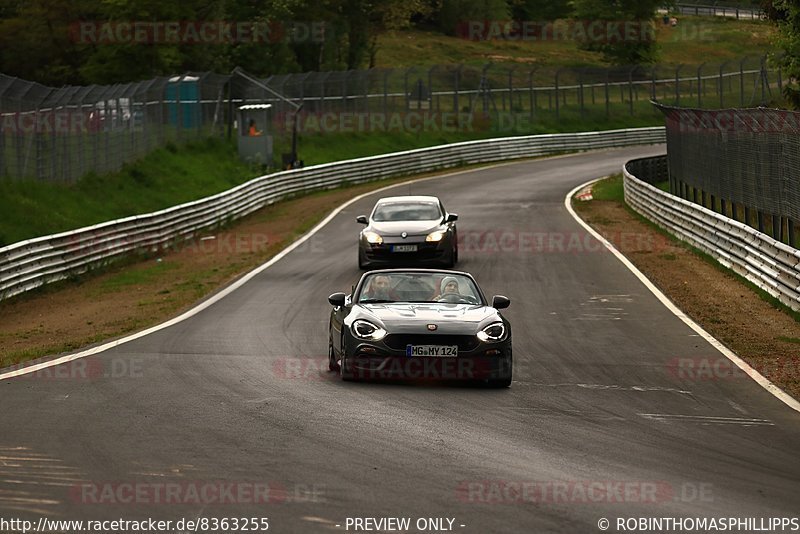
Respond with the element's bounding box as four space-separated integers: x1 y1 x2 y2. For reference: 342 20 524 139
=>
439 276 460 297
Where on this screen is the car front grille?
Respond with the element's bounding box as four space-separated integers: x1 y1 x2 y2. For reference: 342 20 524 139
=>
383 334 480 352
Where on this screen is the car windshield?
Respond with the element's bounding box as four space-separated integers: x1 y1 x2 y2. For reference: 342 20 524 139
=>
372 202 441 222
358 273 482 304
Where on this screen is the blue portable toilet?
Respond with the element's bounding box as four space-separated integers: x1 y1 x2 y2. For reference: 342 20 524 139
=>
166 75 200 129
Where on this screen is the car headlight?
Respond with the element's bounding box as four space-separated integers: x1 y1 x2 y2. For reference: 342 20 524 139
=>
363 231 383 244
477 322 507 342
425 230 446 242
352 319 387 340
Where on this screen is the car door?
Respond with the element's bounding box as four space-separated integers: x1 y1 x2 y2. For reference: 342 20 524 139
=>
329 291 351 353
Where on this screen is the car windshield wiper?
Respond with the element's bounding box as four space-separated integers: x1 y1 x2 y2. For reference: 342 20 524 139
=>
359 299 395 304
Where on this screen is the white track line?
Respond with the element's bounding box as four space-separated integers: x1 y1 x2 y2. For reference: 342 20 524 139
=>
565 177 800 415
1 156 551 381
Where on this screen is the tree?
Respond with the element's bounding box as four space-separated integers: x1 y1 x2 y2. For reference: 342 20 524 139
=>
571 0 661 65
764 0 800 108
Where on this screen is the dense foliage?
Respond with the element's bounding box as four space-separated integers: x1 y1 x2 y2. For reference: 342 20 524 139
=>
0 0 667 84
764 0 800 108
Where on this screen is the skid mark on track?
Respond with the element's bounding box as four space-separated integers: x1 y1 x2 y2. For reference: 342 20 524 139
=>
638 414 774 426
0 445 84 514
523 382 692 395
573 294 633 320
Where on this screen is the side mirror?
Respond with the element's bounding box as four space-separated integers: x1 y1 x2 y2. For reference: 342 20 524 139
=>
491 295 510 310
328 292 346 307
356 215 368 224
446 213 458 222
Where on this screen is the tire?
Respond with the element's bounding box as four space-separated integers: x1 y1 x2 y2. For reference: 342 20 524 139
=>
487 376 512 388
328 337 339 372
339 336 354 381
358 249 367 270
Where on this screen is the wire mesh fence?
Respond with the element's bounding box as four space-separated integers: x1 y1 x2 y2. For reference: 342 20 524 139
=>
233 55 778 135
0 73 230 183
656 102 800 247
0 55 780 183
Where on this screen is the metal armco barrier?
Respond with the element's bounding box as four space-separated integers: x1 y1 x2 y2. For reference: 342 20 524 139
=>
624 155 800 312
0 127 666 301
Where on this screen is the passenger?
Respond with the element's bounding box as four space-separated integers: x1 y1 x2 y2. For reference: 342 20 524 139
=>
364 275 397 301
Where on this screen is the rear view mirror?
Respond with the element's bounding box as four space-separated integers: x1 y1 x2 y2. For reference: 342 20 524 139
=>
356 215 368 224
328 292 346 307
446 213 458 222
491 295 510 309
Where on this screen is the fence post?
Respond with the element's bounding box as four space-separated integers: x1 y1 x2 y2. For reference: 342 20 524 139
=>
718 60 731 108
628 67 635 116
503 67 517 113
555 69 562 120
697 62 706 107
454 64 462 115
739 57 746 107
528 68 537 122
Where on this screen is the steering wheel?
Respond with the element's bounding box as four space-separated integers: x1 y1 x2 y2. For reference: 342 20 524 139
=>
436 294 472 304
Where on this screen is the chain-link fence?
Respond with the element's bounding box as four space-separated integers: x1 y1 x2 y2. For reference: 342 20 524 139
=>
656 103 800 247
1 55 779 183
0 73 230 183
233 55 777 135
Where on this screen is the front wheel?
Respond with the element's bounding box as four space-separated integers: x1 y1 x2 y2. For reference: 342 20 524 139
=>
339 336 355 381
328 337 339 372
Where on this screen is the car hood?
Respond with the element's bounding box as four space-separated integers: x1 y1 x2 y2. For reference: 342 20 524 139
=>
368 220 442 236
356 303 500 334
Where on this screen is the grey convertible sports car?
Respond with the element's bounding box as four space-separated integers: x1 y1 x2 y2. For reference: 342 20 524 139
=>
327 269 512 387
356 195 458 269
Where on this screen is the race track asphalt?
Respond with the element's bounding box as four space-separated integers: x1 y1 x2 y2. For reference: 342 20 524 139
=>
2 145 798 533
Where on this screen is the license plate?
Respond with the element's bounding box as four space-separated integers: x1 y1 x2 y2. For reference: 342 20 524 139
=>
392 244 418 252
406 345 458 357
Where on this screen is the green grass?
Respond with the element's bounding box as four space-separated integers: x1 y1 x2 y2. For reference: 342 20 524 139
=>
588 175 625 202
0 137 258 246
375 17 774 70
96 261 179 293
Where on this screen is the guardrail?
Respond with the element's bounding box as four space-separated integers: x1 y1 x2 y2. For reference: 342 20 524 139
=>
669 3 762 19
624 155 800 312
0 127 665 301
